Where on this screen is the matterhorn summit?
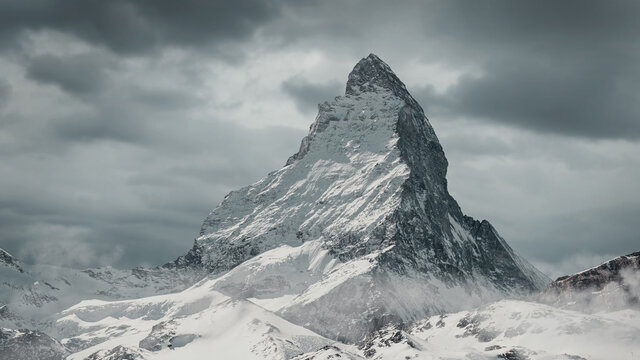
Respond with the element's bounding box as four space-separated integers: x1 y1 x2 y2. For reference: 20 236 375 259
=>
169 53 549 341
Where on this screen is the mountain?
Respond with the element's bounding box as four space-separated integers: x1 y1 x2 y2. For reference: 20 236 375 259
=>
358 299 640 359
539 251 640 312
55 279 360 360
168 53 548 341
0 247 204 331
47 248 640 360
49 281 640 360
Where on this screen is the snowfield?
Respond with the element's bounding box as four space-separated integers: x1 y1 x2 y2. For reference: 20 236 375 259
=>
57 277 360 360
363 300 640 359
53 279 640 359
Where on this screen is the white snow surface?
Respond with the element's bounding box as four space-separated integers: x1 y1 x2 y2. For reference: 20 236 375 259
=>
47 236 639 359
363 300 640 360
57 276 361 360
54 280 640 360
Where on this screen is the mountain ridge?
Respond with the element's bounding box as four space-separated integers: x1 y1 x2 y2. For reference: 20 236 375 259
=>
169 54 549 341
198 53 545 285
346 54 421 110
539 250 640 312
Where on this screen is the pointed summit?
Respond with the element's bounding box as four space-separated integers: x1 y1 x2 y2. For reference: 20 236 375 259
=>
346 53 418 108
183 54 548 341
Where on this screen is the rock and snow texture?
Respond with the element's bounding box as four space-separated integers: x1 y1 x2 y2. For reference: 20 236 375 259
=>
174 53 548 341
359 300 640 360
49 281 640 360
0 247 204 331
55 279 359 360
0 248 24 273
540 251 640 312
0 328 68 360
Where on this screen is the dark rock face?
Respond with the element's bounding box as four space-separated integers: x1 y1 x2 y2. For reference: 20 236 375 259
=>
0 328 68 360
498 348 530 360
346 53 421 110
164 241 205 270
548 251 639 291
382 99 544 293
360 325 414 359
85 345 144 360
339 54 547 293
0 248 24 273
139 319 177 351
540 251 640 311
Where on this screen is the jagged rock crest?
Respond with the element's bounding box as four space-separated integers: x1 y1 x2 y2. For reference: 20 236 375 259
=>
179 53 548 341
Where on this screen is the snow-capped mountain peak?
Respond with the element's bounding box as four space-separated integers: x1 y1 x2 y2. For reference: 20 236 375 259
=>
175 54 549 341
346 54 418 108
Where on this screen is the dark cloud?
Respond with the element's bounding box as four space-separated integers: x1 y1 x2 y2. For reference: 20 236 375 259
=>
520 205 640 264
273 0 640 139
420 0 640 54
132 87 204 111
0 78 10 107
420 0 640 139
0 0 285 55
26 53 114 95
281 76 342 114
423 57 640 139
50 108 143 143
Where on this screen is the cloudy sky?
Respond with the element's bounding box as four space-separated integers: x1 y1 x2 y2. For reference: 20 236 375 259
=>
0 0 638 278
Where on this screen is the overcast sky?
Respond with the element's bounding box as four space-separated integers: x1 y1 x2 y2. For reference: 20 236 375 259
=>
0 0 638 278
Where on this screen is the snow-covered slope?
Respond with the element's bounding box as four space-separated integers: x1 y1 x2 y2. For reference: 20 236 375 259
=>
172 53 548 341
359 300 640 359
0 247 204 331
53 282 640 360
55 278 360 360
